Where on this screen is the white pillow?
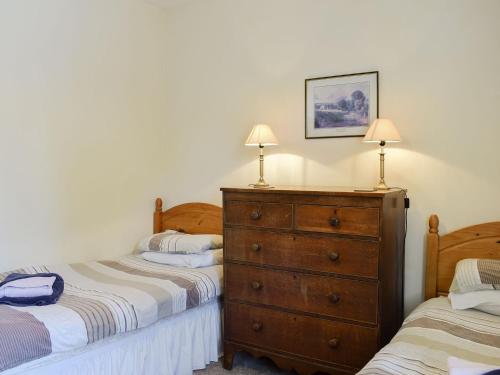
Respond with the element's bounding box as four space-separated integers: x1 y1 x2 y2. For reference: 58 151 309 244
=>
141 249 223 268
137 230 223 254
449 290 500 316
448 356 500 375
450 259 500 293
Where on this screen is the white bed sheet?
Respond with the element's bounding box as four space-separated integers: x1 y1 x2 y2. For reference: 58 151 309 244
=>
4 299 222 375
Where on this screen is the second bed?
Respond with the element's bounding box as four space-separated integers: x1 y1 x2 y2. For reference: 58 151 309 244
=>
359 215 500 374
1 198 223 375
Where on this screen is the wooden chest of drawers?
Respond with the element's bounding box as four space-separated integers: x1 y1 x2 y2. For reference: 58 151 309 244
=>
221 186 406 375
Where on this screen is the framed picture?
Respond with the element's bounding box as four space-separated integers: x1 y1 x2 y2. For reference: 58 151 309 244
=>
305 71 378 139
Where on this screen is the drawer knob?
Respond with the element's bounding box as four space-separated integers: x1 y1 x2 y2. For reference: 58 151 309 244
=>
329 217 340 227
329 294 341 304
251 243 261 252
328 338 340 348
328 252 340 262
250 210 262 220
251 281 263 290
252 322 263 332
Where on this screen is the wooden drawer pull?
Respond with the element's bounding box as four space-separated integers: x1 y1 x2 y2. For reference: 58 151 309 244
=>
328 294 341 304
328 252 340 262
252 322 263 332
251 243 261 252
328 338 340 348
250 210 262 220
329 217 340 227
251 281 263 290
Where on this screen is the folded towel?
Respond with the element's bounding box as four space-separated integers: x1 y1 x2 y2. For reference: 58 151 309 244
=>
448 357 500 375
0 276 56 298
0 285 53 298
0 273 64 307
1 275 56 289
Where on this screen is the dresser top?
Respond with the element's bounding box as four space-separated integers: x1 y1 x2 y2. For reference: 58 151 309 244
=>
220 185 403 197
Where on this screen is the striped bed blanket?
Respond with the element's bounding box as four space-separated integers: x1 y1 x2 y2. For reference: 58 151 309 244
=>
0 255 222 372
358 297 500 374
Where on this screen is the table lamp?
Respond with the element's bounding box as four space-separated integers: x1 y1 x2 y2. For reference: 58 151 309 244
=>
363 118 401 190
245 124 278 188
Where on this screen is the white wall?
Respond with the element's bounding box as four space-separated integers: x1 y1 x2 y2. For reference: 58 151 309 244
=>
1 0 499 314
160 0 500 313
0 0 170 270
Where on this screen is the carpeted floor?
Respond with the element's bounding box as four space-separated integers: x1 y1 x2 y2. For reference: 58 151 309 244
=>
195 352 294 375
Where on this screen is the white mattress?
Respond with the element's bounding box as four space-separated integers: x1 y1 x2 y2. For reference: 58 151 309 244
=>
4 299 222 375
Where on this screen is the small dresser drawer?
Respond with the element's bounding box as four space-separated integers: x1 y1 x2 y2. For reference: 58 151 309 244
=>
225 302 378 369
226 264 378 324
224 201 292 229
295 205 379 237
225 228 379 278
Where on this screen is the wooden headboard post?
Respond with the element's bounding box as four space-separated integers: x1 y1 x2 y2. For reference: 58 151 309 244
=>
154 198 163 234
425 214 439 300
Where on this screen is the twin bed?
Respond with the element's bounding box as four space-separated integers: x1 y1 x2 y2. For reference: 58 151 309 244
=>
1 198 224 375
359 215 500 374
1 198 499 375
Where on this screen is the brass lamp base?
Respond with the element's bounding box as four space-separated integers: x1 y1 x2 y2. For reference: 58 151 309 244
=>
375 181 390 190
249 184 274 189
249 179 274 189
249 145 274 189
374 143 391 191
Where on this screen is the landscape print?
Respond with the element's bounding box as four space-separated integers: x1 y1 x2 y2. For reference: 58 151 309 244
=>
305 72 378 138
313 81 370 128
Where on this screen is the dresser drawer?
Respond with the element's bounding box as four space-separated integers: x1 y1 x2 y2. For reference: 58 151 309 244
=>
226 264 378 324
225 228 379 278
225 302 377 369
295 205 379 237
224 201 292 229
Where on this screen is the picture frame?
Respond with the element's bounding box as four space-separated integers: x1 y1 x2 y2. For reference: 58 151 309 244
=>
305 71 378 139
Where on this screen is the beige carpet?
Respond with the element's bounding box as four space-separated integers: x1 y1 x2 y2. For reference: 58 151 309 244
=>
195 352 294 375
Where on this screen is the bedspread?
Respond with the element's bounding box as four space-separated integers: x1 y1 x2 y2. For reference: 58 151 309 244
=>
358 297 500 375
0 255 222 372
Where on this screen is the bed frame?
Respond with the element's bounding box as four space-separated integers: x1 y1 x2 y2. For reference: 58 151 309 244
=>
425 214 500 300
153 197 222 235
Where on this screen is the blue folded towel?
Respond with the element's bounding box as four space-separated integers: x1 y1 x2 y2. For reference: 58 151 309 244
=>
0 273 64 306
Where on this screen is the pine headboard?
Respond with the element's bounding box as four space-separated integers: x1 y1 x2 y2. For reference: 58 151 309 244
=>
425 214 500 300
153 198 222 235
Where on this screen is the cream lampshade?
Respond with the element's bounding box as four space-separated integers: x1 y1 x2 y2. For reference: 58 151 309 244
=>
245 124 278 188
363 119 401 190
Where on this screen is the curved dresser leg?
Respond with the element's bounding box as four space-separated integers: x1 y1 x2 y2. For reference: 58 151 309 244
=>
223 346 235 370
